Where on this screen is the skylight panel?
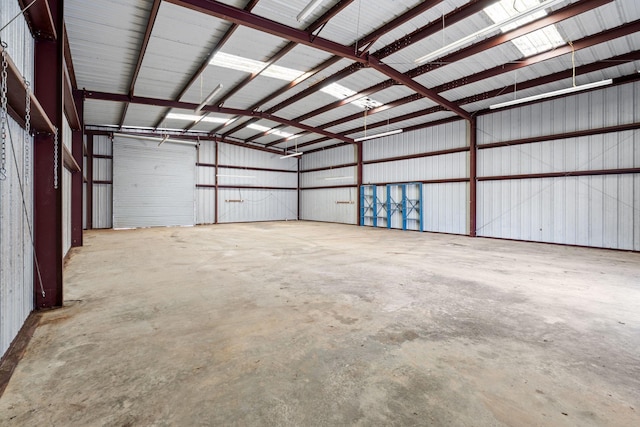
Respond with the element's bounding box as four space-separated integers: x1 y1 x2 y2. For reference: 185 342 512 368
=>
247 123 296 139
210 52 305 82
167 113 229 124
320 83 383 110
484 0 565 57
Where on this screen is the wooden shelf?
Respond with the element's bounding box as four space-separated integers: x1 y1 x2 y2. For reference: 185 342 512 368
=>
62 144 80 172
1 45 55 134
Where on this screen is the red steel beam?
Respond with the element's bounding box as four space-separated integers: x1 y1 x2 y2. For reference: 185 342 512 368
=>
84 91 353 143
153 0 261 129
71 90 84 246
33 0 64 308
18 0 56 40
263 0 612 145
196 0 354 135
166 0 469 119
221 0 450 138
119 0 162 129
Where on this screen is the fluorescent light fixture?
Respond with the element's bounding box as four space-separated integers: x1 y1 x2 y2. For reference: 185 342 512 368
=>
280 152 303 159
113 133 198 147
354 129 403 142
489 79 613 110
297 0 324 22
167 113 230 124
415 0 565 64
210 52 305 81
320 83 383 110
216 174 256 179
324 176 352 181
247 123 297 139
195 84 223 113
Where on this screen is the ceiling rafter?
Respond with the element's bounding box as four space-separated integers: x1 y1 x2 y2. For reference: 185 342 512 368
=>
220 0 447 139
292 50 640 150
118 0 162 130
237 0 496 141
82 90 354 144
260 0 613 145
152 0 261 130
202 0 355 135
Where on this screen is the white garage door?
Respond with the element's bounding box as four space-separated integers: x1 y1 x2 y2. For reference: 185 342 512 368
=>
113 136 196 228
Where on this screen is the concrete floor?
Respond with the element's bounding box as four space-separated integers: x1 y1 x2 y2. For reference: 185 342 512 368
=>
0 222 639 426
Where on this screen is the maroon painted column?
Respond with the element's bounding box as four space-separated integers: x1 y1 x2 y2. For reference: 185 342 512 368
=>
71 90 84 246
214 139 219 224
86 133 94 230
33 0 64 308
356 141 363 225
468 118 477 237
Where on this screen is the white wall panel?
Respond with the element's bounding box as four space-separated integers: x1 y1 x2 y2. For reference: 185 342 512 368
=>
62 119 73 256
196 188 216 224
1 117 34 359
93 185 113 229
92 135 112 228
197 165 216 186
478 81 640 145
300 188 357 225
479 131 640 176
477 175 640 251
363 152 469 183
301 145 355 170
113 137 196 228
364 120 467 161
301 166 356 188
217 168 297 188
218 142 297 171
198 141 216 164
217 189 297 223
424 182 468 235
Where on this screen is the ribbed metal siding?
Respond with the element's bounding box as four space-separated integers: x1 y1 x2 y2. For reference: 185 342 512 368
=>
300 188 357 225
424 182 468 235
477 176 640 250
301 145 355 170
218 189 297 223
113 137 196 228
62 119 72 256
1 117 34 358
214 143 297 223
363 120 467 161
92 135 112 228
196 142 216 224
300 166 356 188
0 9 34 359
477 81 640 250
363 152 468 184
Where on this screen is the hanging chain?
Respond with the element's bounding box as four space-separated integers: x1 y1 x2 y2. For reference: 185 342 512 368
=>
24 80 31 185
53 126 59 189
1 43 8 181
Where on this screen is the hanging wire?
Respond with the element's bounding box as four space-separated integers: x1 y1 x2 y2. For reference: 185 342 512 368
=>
0 0 38 34
6 115 46 298
569 40 576 87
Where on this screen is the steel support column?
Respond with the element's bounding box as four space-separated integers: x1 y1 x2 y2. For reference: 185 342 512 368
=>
33 0 64 308
468 118 477 237
356 142 363 225
71 90 83 246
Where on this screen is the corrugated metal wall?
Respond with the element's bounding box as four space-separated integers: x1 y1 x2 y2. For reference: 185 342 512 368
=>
300 145 357 224
363 121 469 234
196 142 216 224
477 81 640 250
62 119 72 256
113 137 196 228
0 2 34 358
93 135 112 228
214 142 298 223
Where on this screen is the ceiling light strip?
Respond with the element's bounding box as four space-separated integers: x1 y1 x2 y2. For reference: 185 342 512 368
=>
280 152 303 159
297 0 325 22
195 83 223 113
489 79 613 109
354 129 403 142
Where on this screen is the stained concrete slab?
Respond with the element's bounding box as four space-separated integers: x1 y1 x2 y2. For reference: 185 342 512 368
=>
0 222 639 426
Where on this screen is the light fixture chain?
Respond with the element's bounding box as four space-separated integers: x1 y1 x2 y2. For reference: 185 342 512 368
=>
53 126 59 189
1 45 8 181
24 79 30 184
